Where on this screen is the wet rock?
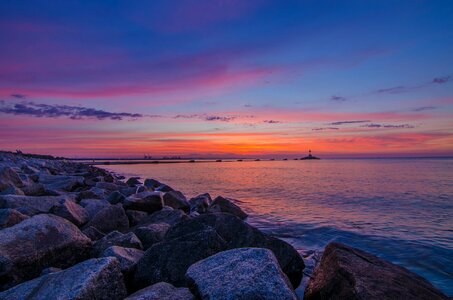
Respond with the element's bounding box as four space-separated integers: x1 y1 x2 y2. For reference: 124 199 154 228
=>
0 257 127 300
82 226 106 241
101 246 144 273
208 196 248 220
155 184 174 192
126 282 194 300
163 191 190 212
93 231 143 256
186 248 297 300
304 242 449 300
127 177 142 186
0 194 68 216
0 214 92 290
165 213 304 289
107 190 126 204
79 198 110 219
139 206 188 226
134 228 227 288
134 223 171 250
123 191 164 213
0 208 29 228
144 178 161 189
39 174 84 192
0 186 24 195
127 209 148 226
50 198 89 226
188 193 212 213
84 204 129 234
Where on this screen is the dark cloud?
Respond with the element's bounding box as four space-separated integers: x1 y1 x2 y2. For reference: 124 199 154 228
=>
263 120 280 124
361 123 415 129
0 101 144 120
204 115 237 122
376 86 408 94
244 104 252 107
329 120 370 125
330 95 347 102
11 94 27 99
173 114 241 122
412 106 437 112
312 127 339 131
432 76 451 84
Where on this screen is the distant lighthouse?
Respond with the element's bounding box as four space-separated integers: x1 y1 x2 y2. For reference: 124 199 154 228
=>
301 149 320 160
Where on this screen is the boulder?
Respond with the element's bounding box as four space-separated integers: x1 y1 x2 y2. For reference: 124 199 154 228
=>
121 186 139 197
127 177 142 186
77 187 106 200
93 231 143 256
0 214 92 290
39 174 84 191
188 193 212 213
0 166 24 190
135 185 147 194
123 191 164 213
82 226 106 241
0 186 24 195
79 198 110 219
0 257 127 300
208 196 248 219
138 206 188 227
0 194 68 216
21 183 47 196
107 190 126 204
144 178 161 189
50 198 89 226
155 184 174 192
134 223 171 250
95 181 123 191
133 228 227 288
126 282 194 300
84 204 129 234
186 248 297 300
163 191 190 212
304 242 449 300
0 208 29 228
165 213 304 288
126 210 148 226
101 246 144 273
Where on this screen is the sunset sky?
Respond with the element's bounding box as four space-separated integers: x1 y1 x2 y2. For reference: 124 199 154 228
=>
1 0 452 158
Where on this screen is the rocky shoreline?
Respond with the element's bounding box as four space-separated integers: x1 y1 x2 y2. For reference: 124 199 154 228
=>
0 151 449 300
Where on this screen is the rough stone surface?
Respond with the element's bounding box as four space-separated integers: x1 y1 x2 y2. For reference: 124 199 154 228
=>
0 257 127 300
304 242 449 300
123 191 164 213
0 186 24 196
188 193 212 213
0 195 67 216
138 206 188 227
127 209 149 226
186 248 297 300
101 246 144 273
134 223 171 250
126 177 142 186
0 214 92 290
0 208 29 228
39 174 84 192
79 198 110 219
82 226 106 241
84 204 129 234
208 196 248 219
155 184 174 192
93 231 143 256
163 191 190 212
107 190 125 204
134 228 227 288
0 166 24 190
144 178 161 189
50 198 89 226
126 282 194 300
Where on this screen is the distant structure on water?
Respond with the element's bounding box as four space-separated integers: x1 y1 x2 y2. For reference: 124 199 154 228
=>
301 150 320 160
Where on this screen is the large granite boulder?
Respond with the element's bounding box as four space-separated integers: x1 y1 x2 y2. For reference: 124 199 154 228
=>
126 282 194 300
107 190 126 204
138 206 188 227
126 177 142 186
0 257 127 300
134 223 171 250
0 195 67 216
50 198 89 226
0 214 92 290
38 174 84 192
163 191 190 212
126 210 148 226
84 204 129 234
123 191 164 213
188 193 212 213
133 228 227 289
0 166 24 190
207 196 248 219
165 213 304 288
304 242 449 300
101 246 144 274
144 178 161 189
93 231 143 256
186 248 297 300
155 184 174 192
0 208 29 228
79 198 110 219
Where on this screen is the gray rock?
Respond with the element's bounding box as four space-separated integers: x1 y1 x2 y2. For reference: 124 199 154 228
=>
127 210 148 226
39 174 84 192
50 198 89 226
0 194 69 216
304 242 449 300
134 223 171 249
208 196 248 220
135 185 147 194
21 183 47 196
77 187 106 200
163 191 190 212
107 190 126 204
121 186 139 197
0 186 24 196
126 282 194 300
101 246 144 273
93 231 143 256
79 198 110 219
0 214 92 290
0 257 127 300
127 177 142 186
139 206 188 227
82 226 106 241
0 166 24 190
134 228 227 288
186 248 297 300
123 191 164 213
84 203 129 234
188 193 212 213
95 181 123 191
144 178 161 189
155 184 174 192
0 208 29 228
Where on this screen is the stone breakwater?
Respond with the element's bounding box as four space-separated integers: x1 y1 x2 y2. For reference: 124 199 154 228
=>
0 152 449 300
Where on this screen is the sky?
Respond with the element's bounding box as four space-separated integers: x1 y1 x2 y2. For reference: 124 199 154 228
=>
0 0 452 158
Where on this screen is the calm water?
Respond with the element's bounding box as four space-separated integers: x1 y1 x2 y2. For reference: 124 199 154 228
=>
103 159 453 296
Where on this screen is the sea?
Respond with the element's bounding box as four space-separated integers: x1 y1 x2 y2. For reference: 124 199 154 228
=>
102 158 453 297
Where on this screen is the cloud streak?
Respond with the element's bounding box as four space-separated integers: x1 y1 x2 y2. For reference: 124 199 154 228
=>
329 120 371 125
360 123 415 129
